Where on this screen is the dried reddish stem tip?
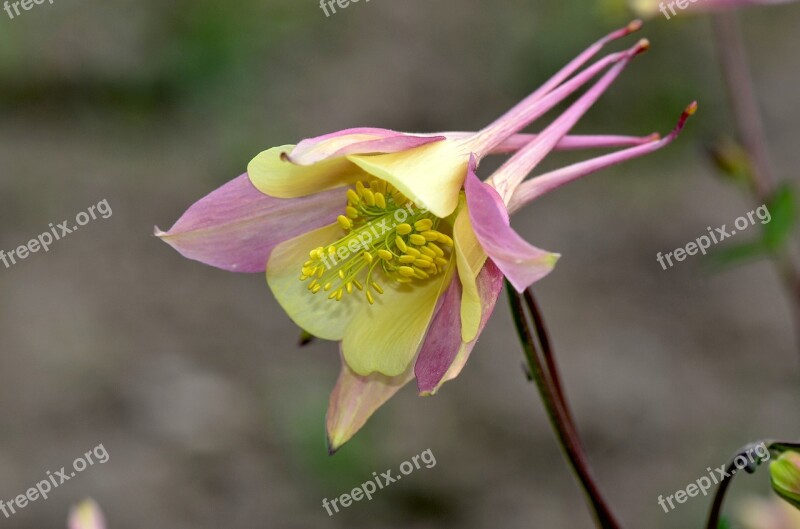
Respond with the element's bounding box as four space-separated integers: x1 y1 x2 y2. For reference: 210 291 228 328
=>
634 38 651 55
605 19 643 43
670 101 699 138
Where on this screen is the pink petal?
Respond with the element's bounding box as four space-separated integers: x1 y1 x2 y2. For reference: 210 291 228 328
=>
415 259 505 395
521 20 642 102
288 127 445 165
470 21 643 156
414 278 463 394
488 133 660 154
326 354 414 454
431 259 505 393
508 102 698 213
442 132 659 154
490 39 649 203
156 174 341 273
465 157 560 293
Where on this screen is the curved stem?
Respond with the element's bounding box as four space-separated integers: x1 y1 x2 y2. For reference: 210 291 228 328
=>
705 460 739 529
507 282 622 529
522 289 577 429
712 13 773 198
712 13 800 353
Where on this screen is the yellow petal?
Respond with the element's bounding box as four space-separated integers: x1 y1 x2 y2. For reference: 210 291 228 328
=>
454 206 487 343
347 140 470 218
326 357 414 453
342 261 455 377
267 224 361 340
248 145 362 199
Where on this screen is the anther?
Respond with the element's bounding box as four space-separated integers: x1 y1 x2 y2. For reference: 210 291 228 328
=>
409 234 426 245
414 219 433 231
398 266 416 277
337 215 352 230
362 189 376 206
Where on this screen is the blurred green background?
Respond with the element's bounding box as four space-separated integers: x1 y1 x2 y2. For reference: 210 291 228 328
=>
0 0 799 528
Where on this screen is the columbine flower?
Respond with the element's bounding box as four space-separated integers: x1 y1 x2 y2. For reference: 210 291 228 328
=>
157 22 694 452
631 0 798 18
68 499 106 529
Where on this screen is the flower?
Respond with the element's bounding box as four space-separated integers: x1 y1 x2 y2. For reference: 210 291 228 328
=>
244 21 645 221
68 499 106 529
157 23 694 452
631 0 798 18
772 451 800 510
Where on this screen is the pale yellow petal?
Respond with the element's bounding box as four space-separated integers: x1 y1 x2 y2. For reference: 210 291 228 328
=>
347 140 469 218
248 145 363 198
266 224 361 340
342 263 455 377
292 132 390 164
454 207 488 343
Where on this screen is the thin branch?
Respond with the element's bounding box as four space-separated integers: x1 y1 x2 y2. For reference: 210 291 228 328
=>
712 12 800 355
522 289 574 426
705 460 739 529
712 13 773 199
507 282 622 529
705 442 771 529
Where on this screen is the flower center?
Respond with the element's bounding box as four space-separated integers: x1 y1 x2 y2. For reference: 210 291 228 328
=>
299 179 453 304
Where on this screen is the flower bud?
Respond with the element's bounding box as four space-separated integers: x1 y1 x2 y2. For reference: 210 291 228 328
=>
770 451 800 510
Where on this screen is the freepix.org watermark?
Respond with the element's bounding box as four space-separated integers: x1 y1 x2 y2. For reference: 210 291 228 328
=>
656 0 703 20
319 0 370 17
3 0 55 20
319 198 428 271
1 199 112 270
657 442 769 513
656 204 771 270
0 443 110 519
322 449 437 516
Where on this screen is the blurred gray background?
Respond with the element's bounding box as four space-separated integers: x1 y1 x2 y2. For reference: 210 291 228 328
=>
0 0 798 528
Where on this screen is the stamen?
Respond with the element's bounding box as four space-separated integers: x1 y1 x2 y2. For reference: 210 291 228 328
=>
298 178 455 303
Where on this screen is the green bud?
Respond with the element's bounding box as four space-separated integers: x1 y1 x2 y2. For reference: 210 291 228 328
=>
770 451 800 510
707 138 753 187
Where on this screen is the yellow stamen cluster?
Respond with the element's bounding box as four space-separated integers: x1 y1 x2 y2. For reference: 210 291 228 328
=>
299 179 453 304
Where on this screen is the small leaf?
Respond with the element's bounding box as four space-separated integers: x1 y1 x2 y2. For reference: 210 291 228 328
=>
299 329 315 347
762 185 796 251
710 240 768 268
708 139 753 187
